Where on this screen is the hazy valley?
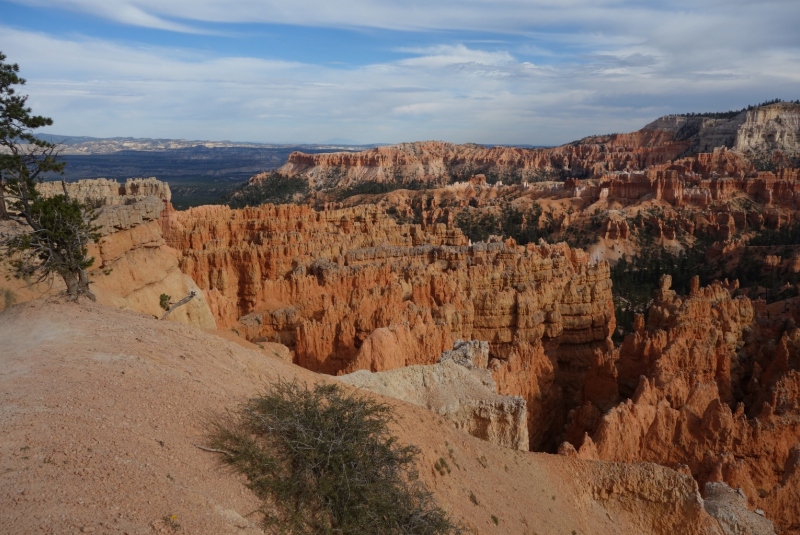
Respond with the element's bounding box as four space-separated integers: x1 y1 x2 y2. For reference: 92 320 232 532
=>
37 136 380 209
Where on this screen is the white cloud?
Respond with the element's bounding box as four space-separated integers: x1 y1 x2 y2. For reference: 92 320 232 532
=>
11 0 634 32
8 0 799 46
395 45 515 68
0 0 798 145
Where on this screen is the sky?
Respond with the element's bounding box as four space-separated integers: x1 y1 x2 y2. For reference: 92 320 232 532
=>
1 0 798 145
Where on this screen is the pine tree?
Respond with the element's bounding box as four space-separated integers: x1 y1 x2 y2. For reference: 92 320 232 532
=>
0 52 99 300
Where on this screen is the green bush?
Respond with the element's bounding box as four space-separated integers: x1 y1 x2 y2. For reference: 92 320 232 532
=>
209 380 459 535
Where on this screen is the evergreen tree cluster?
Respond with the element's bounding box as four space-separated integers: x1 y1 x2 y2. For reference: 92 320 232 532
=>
748 221 800 247
223 172 309 208
610 241 710 342
673 98 799 120
611 222 800 341
454 203 554 245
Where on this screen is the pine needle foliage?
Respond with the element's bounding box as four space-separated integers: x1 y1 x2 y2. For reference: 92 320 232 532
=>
3 194 100 290
209 380 460 535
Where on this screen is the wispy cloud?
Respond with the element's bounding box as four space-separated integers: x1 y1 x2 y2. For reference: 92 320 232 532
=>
394 45 515 68
1 0 798 144
9 0 800 44
10 0 640 32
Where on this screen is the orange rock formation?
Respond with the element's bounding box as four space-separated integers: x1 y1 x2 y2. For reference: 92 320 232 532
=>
3 103 800 533
166 203 615 449
564 276 800 534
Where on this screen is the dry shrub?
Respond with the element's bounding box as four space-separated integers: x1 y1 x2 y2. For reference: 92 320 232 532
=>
209 380 460 535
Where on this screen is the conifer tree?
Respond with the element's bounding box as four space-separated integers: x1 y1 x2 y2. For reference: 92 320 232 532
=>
0 52 99 300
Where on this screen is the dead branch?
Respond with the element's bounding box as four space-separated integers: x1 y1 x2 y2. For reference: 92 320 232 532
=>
192 443 233 457
161 291 196 320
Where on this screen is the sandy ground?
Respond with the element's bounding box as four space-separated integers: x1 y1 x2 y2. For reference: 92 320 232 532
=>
1 299 723 535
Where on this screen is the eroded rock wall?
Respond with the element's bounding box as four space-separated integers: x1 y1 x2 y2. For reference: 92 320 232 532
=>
37 177 172 205
275 130 691 189
563 277 800 534
167 203 615 449
273 103 800 192
735 103 800 156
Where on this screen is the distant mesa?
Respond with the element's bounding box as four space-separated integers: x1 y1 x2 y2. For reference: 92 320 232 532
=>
264 101 800 196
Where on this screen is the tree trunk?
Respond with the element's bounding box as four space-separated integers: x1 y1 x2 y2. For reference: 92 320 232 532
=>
60 268 96 301
161 291 195 320
61 269 79 300
0 175 7 219
78 268 96 301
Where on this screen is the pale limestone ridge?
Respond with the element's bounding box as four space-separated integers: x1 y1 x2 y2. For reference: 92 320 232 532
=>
339 340 528 450
646 103 800 156
734 103 800 156
703 482 776 535
91 198 165 236
643 114 745 153
38 177 171 203
37 178 170 235
439 339 490 370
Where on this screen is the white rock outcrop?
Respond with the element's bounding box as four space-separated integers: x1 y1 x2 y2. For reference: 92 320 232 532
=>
339 340 528 450
734 103 800 156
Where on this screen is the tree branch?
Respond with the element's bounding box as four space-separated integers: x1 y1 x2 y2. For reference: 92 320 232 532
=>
161 291 197 320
